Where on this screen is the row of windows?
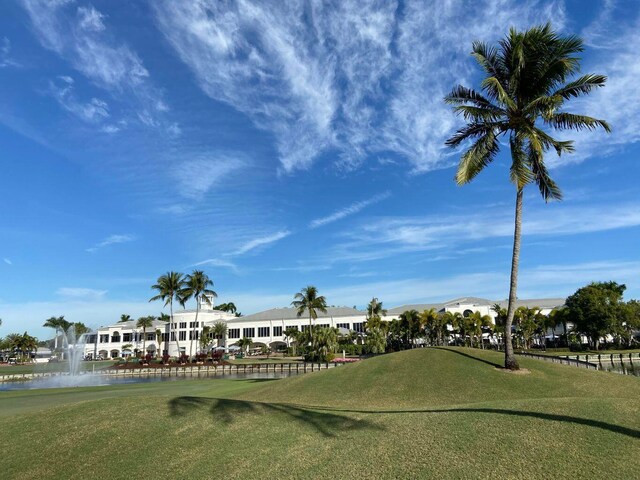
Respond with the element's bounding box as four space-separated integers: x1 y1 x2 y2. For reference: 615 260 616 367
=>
95 322 360 343
170 322 201 328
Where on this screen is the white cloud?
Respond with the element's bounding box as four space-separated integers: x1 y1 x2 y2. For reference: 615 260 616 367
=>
326 202 640 264
56 287 108 300
86 234 135 253
0 37 20 68
3 258 12 265
309 191 391 229
232 230 291 256
172 155 246 199
21 0 169 129
49 76 110 123
192 258 239 273
153 0 565 173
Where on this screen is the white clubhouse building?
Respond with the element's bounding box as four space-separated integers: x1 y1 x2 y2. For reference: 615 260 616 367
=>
82 295 565 359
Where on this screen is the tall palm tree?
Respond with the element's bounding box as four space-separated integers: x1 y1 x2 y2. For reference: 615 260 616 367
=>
43 316 71 355
180 270 217 359
155 328 163 357
136 316 155 356
467 311 493 349
365 297 387 331
445 24 610 369
149 272 185 355
292 286 327 343
398 310 421 349
119 314 131 323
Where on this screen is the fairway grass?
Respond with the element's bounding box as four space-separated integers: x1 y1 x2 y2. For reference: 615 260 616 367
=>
1 348 638 479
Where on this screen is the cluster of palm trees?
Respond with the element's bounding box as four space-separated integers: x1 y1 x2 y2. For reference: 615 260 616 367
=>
149 270 217 358
0 332 38 362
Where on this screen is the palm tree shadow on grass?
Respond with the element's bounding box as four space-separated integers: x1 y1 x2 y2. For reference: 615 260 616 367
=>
300 405 640 440
432 347 503 368
168 396 382 438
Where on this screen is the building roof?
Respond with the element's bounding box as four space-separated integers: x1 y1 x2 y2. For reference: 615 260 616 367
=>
102 319 168 330
236 306 365 322
388 296 566 315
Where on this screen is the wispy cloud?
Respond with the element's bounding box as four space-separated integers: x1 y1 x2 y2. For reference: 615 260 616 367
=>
3 258 12 265
325 202 640 264
310 191 391 229
48 75 111 124
56 287 108 300
86 234 135 253
172 155 247 199
153 0 564 173
21 0 171 132
0 37 20 68
192 258 239 274
232 230 291 256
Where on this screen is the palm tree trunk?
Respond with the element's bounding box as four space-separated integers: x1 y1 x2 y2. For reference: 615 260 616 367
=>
504 187 523 370
191 301 200 359
142 327 146 356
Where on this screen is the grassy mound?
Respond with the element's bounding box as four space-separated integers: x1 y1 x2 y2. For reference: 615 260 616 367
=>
1 348 639 479
239 347 640 408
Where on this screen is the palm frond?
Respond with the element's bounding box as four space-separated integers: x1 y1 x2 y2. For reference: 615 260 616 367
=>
527 142 563 201
509 135 533 189
444 85 498 109
445 122 504 147
552 74 607 99
549 112 611 132
481 77 516 110
455 130 499 185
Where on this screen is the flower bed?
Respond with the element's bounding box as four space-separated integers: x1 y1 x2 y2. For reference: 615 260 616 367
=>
333 357 360 363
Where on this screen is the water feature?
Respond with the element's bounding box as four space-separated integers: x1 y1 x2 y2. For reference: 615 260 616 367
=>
0 370 300 391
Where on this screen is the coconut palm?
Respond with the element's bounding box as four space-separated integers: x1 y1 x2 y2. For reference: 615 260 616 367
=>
212 321 228 350
200 325 212 353
136 316 154 356
119 314 131 323
291 286 328 343
445 24 609 369
284 327 300 355
216 302 237 314
237 337 253 355
467 311 493 349
43 316 71 355
398 310 421 349
149 271 185 355
155 328 164 357
180 270 217 359
365 297 387 331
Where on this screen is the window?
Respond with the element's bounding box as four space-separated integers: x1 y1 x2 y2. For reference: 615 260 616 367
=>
318 324 330 329
100 334 109 343
179 322 187 329
243 328 255 338
301 325 309 332
352 323 365 333
146 333 155 341
162 333 169 342
85 335 97 344
258 327 270 337
123 333 132 342
336 323 350 329
179 331 186 341
111 333 121 343
189 331 199 340
190 322 200 328
273 326 283 337
228 328 240 339
170 332 176 341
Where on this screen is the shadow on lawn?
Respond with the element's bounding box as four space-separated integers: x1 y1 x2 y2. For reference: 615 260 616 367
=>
432 347 503 368
301 405 640 440
168 396 382 438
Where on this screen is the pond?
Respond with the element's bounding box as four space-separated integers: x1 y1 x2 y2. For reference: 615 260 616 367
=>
0 370 300 391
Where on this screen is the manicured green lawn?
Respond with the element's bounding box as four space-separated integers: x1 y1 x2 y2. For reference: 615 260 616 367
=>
1 348 639 479
0 360 115 375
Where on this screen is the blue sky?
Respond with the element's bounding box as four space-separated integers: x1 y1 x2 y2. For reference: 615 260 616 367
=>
1 0 639 338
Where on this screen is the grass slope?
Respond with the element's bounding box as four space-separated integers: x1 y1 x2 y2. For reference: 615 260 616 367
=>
1 348 638 479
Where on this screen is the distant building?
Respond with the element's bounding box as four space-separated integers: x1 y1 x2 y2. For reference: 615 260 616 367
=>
82 296 566 358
